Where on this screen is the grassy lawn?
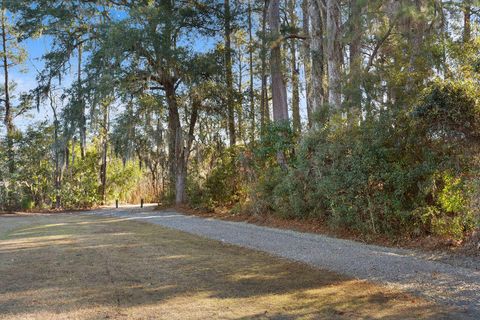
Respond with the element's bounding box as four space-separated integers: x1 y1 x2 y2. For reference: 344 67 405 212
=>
0 214 461 319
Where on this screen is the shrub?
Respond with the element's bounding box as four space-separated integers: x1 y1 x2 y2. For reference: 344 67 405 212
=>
107 158 144 203
188 147 247 209
413 80 480 142
60 149 101 208
251 80 480 239
21 197 35 210
254 121 297 166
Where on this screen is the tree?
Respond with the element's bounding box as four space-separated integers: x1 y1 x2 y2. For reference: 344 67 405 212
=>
287 0 301 133
463 0 472 43
111 94 168 203
1 2 26 174
2 0 478 242
301 0 313 126
10 0 103 165
247 0 256 142
260 0 271 135
224 0 236 147
346 0 364 115
0 2 31 210
85 0 221 204
267 0 289 123
267 0 289 169
309 0 326 120
326 0 342 109
47 88 62 208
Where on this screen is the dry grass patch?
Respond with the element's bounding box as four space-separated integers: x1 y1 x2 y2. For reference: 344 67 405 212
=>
0 214 466 319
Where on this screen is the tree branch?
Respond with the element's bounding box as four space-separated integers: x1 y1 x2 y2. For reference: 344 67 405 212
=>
366 22 396 72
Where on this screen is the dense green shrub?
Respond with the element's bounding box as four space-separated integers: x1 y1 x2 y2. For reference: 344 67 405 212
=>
0 123 150 210
187 122 298 213
21 197 35 210
107 157 144 203
60 148 101 208
254 121 297 166
413 80 480 141
13 124 56 208
188 147 246 209
251 80 480 239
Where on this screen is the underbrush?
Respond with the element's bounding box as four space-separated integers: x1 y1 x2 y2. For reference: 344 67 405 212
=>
0 126 151 210
190 80 480 241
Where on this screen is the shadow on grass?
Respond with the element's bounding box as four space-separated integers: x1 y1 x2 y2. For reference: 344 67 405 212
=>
0 215 466 319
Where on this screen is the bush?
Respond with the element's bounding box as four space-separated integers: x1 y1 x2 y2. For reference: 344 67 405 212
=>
254 121 297 166
188 147 246 209
251 80 480 239
60 148 101 208
107 158 144 203
413 80 480 142
21 197 35 210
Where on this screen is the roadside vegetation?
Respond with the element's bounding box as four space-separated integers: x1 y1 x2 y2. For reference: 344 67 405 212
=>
1 1 479 243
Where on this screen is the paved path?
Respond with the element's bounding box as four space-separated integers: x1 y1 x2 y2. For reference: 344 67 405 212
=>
90 206 480 318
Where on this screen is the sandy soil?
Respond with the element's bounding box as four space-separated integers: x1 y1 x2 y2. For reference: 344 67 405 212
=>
0 214 467 319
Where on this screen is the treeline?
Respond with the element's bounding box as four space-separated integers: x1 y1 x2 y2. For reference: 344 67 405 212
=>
1 0 479 239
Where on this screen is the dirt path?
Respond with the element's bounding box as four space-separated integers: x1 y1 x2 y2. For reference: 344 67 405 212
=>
90 206 480 318
0 213 468 319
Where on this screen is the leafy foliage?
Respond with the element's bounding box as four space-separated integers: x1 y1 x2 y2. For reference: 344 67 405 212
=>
2 0 479 244
0 123 147 210
249 80 480 239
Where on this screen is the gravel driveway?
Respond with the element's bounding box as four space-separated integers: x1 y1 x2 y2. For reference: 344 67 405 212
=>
91 206 480 318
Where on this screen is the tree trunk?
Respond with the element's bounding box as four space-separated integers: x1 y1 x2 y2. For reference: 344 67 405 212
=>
70 138 76 169
165 82 188 205
173 92 200 206
268 0 289 169
1 6 14 175
225 0 236 147
406 0 426 94
77 42 86 159
260 1 270 135
100 101 109 205
309 0 326 120
326 0 342 109
175 161 186 205
289 0 301 134
65 143 69 172
464 0 471 42
49 94 61 209
248 0 255 142
54 128 60 209
268 0 289 122
238 51 244 143
166 82 182 203
347 0 362 115
301 0 314 128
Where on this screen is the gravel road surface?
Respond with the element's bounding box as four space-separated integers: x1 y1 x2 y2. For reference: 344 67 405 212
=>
90 206 479 318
